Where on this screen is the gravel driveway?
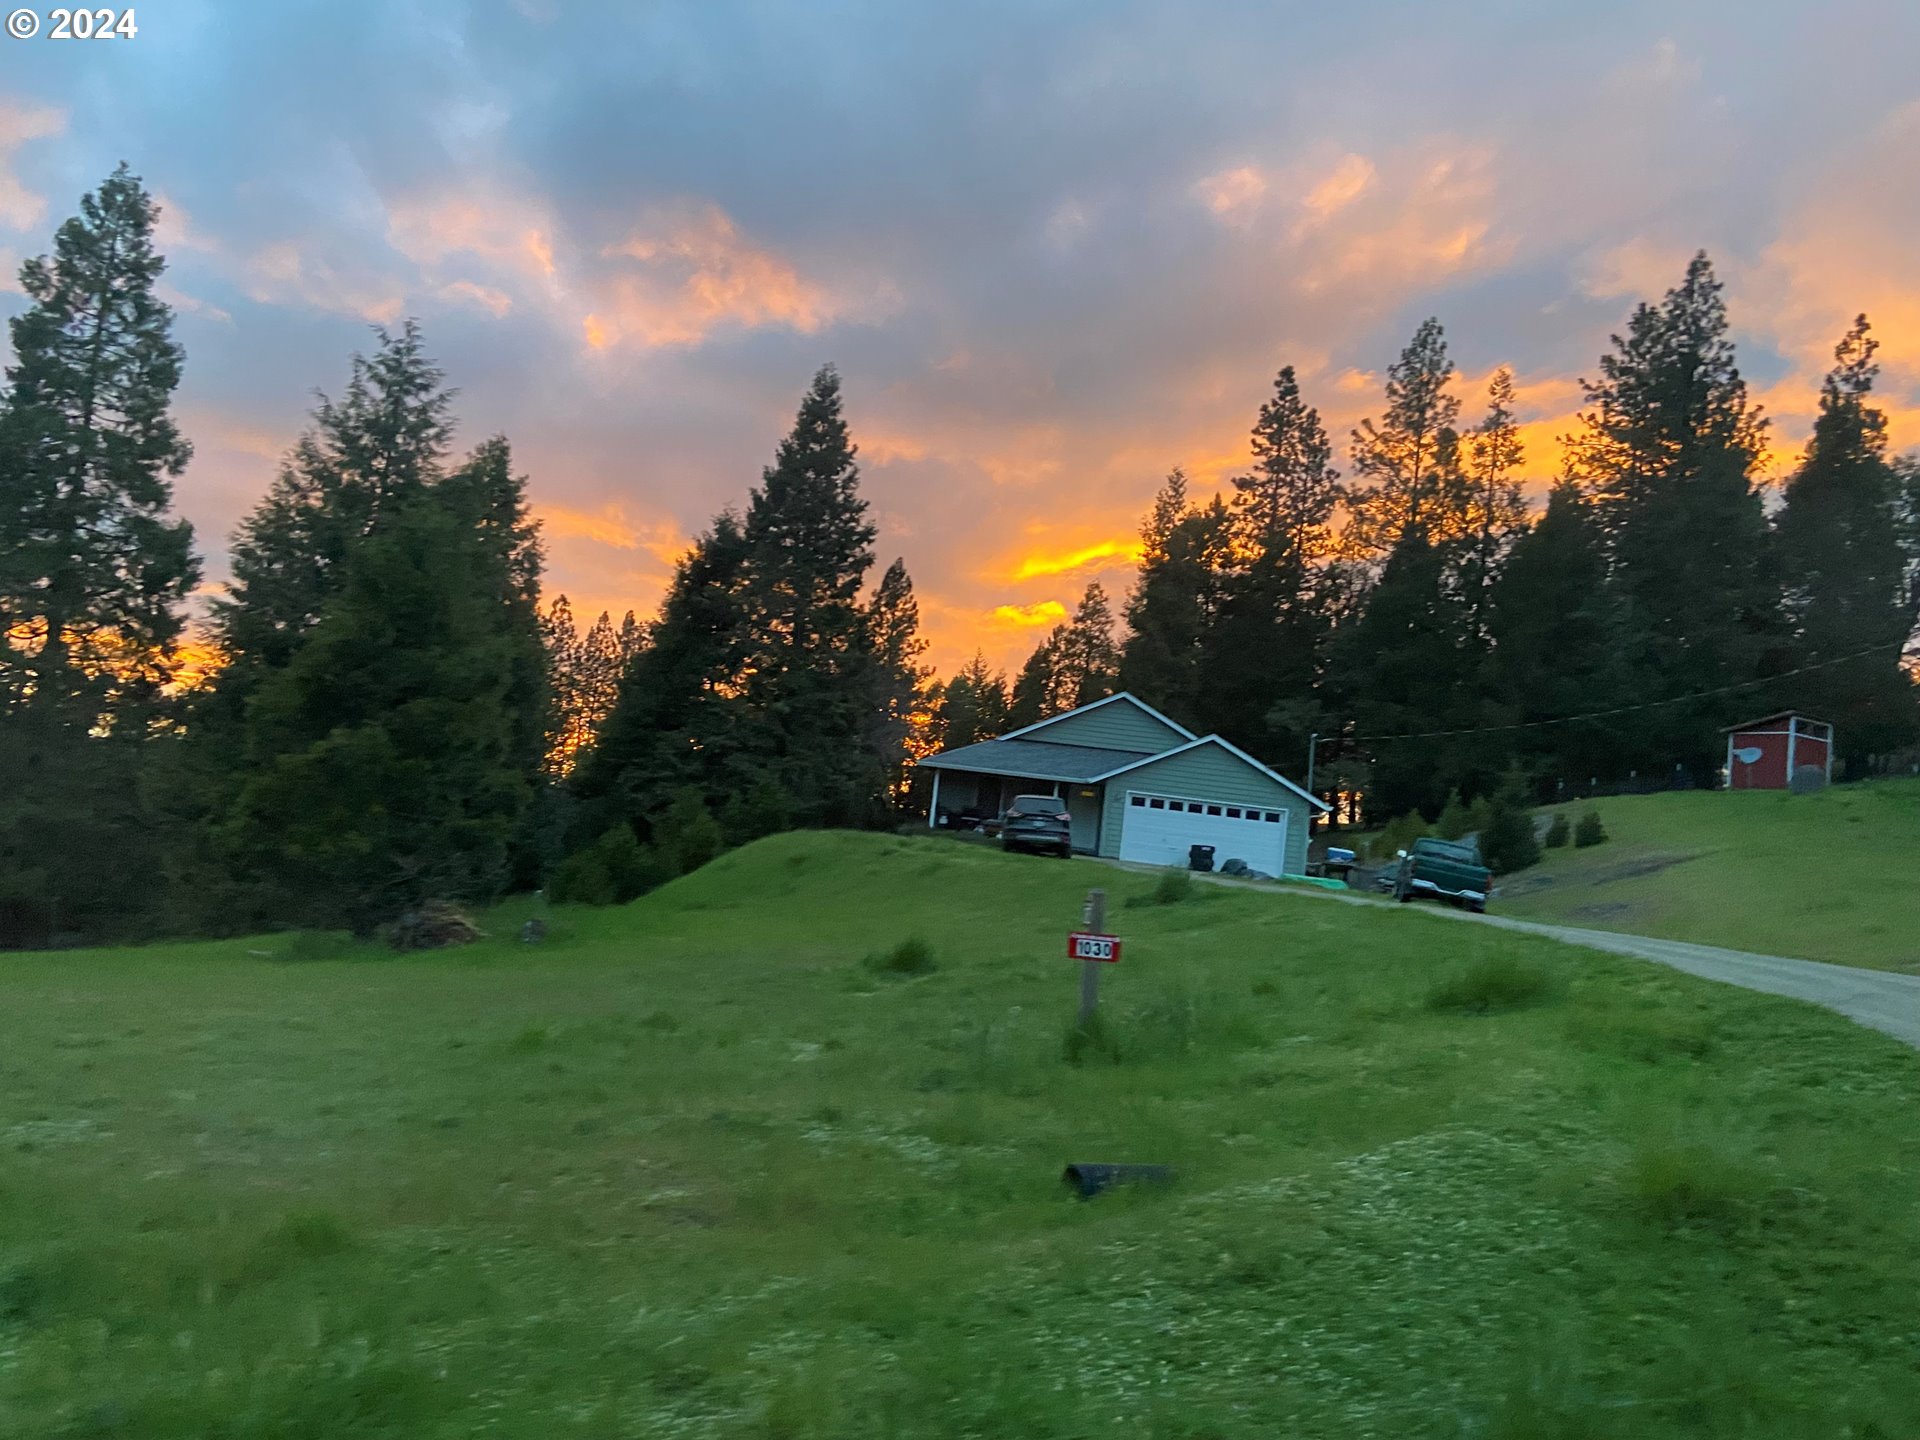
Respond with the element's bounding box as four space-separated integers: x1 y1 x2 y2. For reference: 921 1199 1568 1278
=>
1101 860 1920 1051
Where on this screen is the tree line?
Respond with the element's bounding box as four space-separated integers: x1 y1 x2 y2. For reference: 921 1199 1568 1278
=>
0 168 927 945
931 257 1920 824
3 168 1916 945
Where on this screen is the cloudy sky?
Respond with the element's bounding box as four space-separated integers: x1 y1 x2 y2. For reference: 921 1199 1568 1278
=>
5 0 1920 671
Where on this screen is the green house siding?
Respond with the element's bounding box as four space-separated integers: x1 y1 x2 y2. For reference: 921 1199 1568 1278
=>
1096 746 1312 875
1026 700 1188 753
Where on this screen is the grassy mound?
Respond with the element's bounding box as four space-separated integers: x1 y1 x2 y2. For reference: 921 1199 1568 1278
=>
1494 779 1920 972
2 830 1918 1436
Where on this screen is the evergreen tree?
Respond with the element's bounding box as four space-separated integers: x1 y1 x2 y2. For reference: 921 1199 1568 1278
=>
1007 629 1063 728
1772 316 1919 770
1459 366 1529 625
1050 581 1121 711
538 593 583 774
734 366 882 825
222 487 535 934
1566 252 1771 781
573 514 753 838
867 557 931 797
1120 482 1231 724
1334 531 1473 819
1345 319 1469 558
1485 481 1624 788
1193 365 1342 760
0 164 197 723
213 322 454 704
931 651 1010 749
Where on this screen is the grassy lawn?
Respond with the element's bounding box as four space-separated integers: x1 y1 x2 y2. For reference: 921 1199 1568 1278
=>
4 831 1919 1437
1492 778 1920 972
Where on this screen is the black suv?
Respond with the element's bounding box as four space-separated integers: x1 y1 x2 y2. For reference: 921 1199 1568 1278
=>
999 794 1073 858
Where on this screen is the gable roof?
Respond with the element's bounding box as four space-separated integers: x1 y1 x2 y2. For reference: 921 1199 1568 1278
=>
995 691 1196 745
1090 734 1331 812
1723 711 1832 733
916 737 1159 782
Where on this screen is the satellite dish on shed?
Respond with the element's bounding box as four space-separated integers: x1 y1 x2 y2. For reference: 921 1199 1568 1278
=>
1732 746 1763 765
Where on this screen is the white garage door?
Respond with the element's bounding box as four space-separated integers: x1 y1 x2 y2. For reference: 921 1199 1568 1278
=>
1118 791 1288 873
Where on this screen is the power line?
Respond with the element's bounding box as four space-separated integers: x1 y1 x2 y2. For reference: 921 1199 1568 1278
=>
1341 639 1911 744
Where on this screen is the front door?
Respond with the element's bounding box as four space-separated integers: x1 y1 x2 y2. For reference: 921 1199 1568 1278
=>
1067 786 1101 852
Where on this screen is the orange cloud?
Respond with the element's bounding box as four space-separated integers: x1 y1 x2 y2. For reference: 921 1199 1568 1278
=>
1299 153 1375 224
990 600 1068 629
1196 165 1268 221
537 501 689 565
441 279 513 316
243 241 404 323
1007 539 1143 581
589 202 832 349
386 189 558 286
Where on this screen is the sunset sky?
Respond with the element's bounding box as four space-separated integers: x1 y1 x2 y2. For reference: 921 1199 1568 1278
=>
6 0 1920 673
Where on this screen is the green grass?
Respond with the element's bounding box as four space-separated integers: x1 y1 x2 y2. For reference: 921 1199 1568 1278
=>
1493 778 1920 972
3 831 1920 1437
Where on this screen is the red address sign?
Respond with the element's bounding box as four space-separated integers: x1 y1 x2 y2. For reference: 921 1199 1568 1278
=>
1067 932 1122 963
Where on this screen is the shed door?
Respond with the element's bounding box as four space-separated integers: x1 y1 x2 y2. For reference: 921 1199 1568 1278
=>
1118 791 1287 874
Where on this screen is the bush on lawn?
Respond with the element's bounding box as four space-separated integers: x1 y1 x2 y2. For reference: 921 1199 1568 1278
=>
1479 771 1542 876
1574 809 1608 848
1369 811 1430 861
1426 955 1560 1015
1434 790 1474 840
865 937 936 976
1542 813 1571 849
1146 869 1196 905
1622 1142 1760 1230
657 787 726 876
549 824 674 906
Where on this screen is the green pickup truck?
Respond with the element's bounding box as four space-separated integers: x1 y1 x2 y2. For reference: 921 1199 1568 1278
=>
1391 837 1491 913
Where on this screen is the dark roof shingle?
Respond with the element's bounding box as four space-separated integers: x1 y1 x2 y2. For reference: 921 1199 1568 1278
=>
915 737 1156 782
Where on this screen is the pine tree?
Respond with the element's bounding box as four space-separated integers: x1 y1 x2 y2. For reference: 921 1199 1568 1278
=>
1120 482 1231 724
1459 366 1529 624
1772 316 1919 770
735 366 882 825
1334 531 1473 819
538 593 582 774
1193 365 1342 760
0 164 197 723
1566 252 1772 780
222 487 535 934
867 557 931 797
213 322 454 702
1007 629 1063 728
1345 319 1469 558
1050 581 1121 711
573 513 753 839
930 652 1010 749
1485 481 1625 788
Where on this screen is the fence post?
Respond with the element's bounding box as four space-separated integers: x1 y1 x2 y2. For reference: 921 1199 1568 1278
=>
1078 888 1106 1027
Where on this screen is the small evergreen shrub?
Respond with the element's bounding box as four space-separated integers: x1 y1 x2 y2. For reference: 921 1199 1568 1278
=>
548 825 673 905
1434 790 1473 840
1573 809 1608 848
1542 813 1571 849
657 788 725 875
1369 811 1430 861
1150 868 1194 905
865 937 936 976
1426 955 1559 1014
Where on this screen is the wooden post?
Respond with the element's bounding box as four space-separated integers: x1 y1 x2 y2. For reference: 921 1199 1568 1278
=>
1078 888 1106 1027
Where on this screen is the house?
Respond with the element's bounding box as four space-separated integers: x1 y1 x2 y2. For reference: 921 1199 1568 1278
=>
916 692 1328 876
1723 711 1834 790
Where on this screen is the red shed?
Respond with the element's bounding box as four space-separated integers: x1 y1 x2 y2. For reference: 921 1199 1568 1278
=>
1723 711 1834 790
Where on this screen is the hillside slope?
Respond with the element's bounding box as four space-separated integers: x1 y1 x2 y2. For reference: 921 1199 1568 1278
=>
3 832 1919 1437
1494 779 1920 972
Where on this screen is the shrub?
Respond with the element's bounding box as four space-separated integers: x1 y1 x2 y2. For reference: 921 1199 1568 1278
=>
719 779 794 847
1150 868 1194 904
1573 809 1608 848
1434 790 1473 840
547 848 615 906
657 787 725 875
865 937 936 976
1368 811 1430 861
1542 813 1571 849
1426 955 1559 1014
1478 767 1541 876
1062 1010 1121 1065
548 825 673 905
1622 1142 1759 1230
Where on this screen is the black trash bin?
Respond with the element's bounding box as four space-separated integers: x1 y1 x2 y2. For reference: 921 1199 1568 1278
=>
1188 843 1215 872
